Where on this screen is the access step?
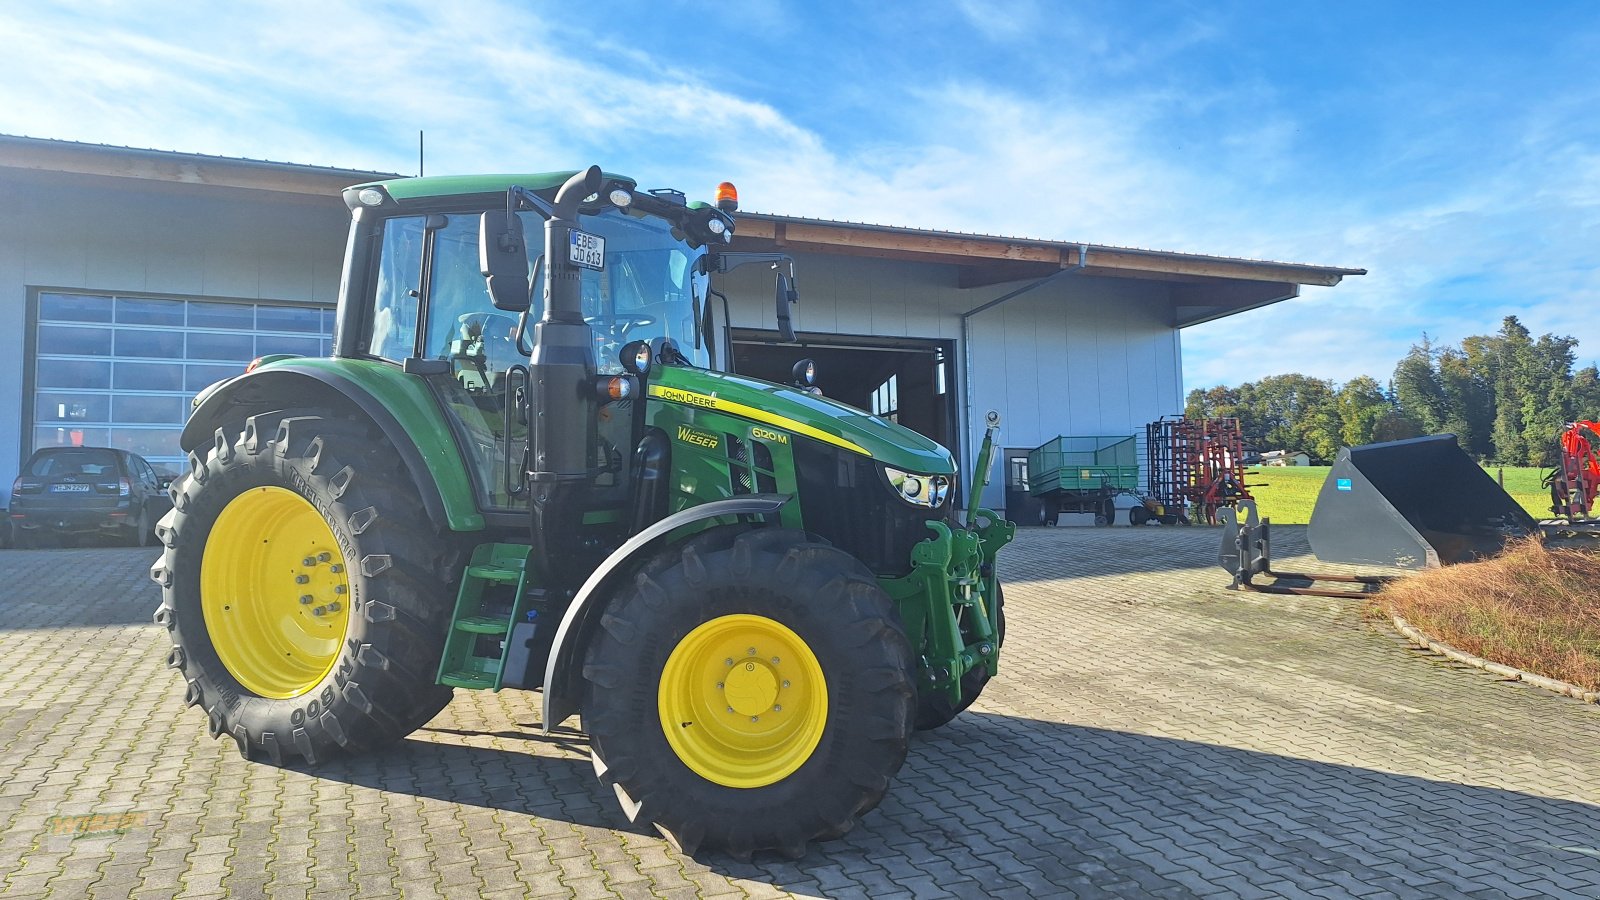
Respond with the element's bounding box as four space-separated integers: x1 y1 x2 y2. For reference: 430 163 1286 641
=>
454 615 512 635
437 542 535 692
464 563 523 583
439 668 498 690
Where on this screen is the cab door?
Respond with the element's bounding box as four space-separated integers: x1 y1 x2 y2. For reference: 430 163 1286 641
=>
364 213 530 512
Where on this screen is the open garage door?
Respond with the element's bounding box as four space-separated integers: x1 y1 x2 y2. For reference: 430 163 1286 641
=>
730 330 959 465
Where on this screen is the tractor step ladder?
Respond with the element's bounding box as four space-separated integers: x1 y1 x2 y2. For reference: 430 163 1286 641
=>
438 542 534 690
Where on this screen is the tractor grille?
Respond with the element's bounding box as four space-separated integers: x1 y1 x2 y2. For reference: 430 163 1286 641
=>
726 434 778 496
791 437 945 576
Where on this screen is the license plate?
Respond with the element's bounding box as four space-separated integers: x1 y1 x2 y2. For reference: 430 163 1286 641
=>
50 483 91 493
568 230 605 270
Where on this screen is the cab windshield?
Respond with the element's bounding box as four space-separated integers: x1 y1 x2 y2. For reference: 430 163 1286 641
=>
564 207 711 373
380 207 711 377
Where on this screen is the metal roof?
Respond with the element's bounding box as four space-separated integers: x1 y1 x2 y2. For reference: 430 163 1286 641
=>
0 136 1365 321
0 134 397 195
733 211 1366 285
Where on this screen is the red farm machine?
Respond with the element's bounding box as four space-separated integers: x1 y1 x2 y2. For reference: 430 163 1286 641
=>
1144 416 1253 525
1547 420 1600 527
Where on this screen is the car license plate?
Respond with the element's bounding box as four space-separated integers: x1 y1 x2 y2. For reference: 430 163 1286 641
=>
568 230 605 270
50 483 91 493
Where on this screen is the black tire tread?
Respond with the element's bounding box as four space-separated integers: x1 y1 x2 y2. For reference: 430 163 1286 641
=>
151 410 464 765
582 526 915 858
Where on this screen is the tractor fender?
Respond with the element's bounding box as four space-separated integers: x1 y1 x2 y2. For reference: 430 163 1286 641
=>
541 494 790 732
182 362 486 533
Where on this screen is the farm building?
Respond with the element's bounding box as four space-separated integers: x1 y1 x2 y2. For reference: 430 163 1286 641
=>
0 135 1364 515
1261 450 1313 467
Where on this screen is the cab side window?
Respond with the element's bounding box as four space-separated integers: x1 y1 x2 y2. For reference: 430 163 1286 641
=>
423 215 492 360
368 217 425 361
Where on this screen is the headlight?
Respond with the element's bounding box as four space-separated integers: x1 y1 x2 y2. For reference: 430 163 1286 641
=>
883 466 951 509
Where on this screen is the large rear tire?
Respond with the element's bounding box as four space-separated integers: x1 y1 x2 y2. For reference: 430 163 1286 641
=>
914 582 1005 731
150 411 462 765
582 527 916 859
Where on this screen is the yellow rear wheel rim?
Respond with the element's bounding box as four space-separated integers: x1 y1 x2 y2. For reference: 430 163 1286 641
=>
658 614 828 789
201 486 352 699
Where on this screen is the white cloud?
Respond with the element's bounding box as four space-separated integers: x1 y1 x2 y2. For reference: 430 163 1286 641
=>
951 0 1044 43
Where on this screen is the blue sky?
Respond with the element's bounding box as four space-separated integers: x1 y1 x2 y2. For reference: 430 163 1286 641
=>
4 1 1598 392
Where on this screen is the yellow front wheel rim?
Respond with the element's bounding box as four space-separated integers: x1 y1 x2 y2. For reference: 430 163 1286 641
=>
201 486 352 699
659 614 828 789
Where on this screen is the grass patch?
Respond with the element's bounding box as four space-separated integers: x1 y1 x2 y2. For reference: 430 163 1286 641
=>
1245 465 1551 525
1374 538 1600 692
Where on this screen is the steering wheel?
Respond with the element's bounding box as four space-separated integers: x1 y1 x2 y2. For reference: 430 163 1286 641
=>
458 312 522 351
455 312 524 380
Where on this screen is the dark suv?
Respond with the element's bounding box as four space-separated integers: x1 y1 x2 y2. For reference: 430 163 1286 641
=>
8 447 173 548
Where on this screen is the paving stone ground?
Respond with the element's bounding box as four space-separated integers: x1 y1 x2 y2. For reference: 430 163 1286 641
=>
2 525 1599 899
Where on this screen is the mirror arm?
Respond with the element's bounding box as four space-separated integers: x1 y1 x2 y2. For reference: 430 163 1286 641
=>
507 185 555 221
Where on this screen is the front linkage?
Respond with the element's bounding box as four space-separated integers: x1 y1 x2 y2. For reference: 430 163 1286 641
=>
882 411 1015 704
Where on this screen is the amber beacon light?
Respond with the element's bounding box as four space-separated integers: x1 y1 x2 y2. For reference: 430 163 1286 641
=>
715 182 739 212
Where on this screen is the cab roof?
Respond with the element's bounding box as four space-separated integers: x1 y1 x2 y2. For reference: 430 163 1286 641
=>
354 171 638 203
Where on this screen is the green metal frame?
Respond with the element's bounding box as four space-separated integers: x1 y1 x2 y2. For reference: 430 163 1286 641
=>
438 542 534 690
883 414 1016 702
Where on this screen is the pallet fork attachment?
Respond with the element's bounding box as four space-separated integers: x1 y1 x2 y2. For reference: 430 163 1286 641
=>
1219 500 1397 599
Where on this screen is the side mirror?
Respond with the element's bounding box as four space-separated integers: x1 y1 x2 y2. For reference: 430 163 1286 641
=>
775 271 798 342
479 209 532 312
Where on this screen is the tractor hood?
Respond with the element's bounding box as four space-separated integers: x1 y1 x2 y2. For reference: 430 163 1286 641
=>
649 366 956 476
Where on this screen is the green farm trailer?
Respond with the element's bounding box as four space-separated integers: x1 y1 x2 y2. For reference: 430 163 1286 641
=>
1026 435 1140 525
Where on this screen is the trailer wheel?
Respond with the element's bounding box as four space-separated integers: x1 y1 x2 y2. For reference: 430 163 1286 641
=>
914 581 1005 731
151 411 461 765
582 526 915 859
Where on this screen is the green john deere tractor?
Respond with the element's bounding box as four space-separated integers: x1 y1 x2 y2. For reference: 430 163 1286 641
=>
151 166 1015 858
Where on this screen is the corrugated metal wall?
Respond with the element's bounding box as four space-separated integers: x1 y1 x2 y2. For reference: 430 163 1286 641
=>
0 170 349 501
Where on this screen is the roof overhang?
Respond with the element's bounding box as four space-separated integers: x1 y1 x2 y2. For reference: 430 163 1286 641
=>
0 136 1364 326
0 134 394 199
729 213 1364 327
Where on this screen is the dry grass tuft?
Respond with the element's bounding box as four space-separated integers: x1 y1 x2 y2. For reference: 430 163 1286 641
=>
1374 538 1600 691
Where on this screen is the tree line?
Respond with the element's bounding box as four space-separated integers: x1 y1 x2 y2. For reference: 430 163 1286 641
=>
1185 316 1600 465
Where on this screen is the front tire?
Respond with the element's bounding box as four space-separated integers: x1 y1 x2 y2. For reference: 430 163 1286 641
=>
151 411 461 765
582 527 915 859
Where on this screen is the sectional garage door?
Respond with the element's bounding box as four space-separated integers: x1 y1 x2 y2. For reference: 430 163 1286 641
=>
30 292 334 473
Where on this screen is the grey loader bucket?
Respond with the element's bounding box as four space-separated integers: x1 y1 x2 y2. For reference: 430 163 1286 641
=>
1307 434 1537 569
